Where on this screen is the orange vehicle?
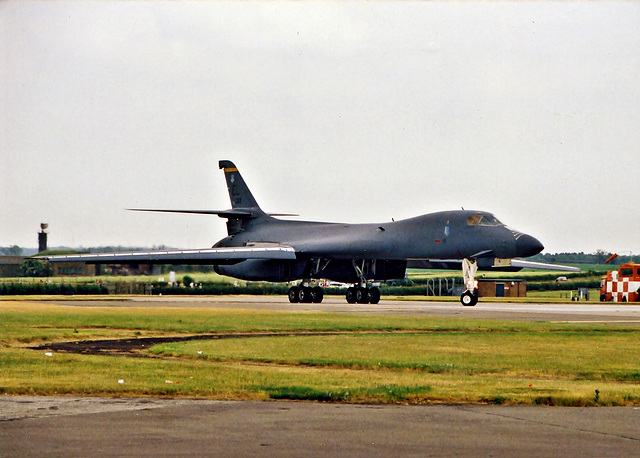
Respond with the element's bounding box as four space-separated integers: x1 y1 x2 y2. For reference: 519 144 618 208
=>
600 263 640 302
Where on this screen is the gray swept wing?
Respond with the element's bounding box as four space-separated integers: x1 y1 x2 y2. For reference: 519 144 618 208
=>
408 258 579 272
36 246 297 265
509 259 580 272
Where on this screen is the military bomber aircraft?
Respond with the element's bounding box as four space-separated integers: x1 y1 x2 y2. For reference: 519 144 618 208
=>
38 160 578 306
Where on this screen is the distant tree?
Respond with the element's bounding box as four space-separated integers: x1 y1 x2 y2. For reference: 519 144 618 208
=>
1 245 23 256
594 250 611 264
19 259 52 277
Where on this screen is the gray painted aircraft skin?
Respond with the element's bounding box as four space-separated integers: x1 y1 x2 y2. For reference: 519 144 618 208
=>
39 160 577 305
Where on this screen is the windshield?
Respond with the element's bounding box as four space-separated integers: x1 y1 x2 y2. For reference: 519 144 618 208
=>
467 212 503 227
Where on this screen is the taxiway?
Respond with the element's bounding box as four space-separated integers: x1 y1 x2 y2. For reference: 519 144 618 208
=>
50 295 640 326
2 397 640 457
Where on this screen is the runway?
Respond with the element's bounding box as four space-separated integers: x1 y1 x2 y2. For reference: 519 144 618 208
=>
2 397 640 457
52 295 640 326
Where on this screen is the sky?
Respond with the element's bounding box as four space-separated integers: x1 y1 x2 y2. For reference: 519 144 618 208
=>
1 1 639 255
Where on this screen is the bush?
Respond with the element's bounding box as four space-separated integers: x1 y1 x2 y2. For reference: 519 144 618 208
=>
0 282 108 295
19 259 52 277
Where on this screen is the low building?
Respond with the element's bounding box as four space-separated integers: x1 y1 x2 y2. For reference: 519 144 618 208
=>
478 279 527 298
0 256 99 277
0 256 26 277
52 262 96 277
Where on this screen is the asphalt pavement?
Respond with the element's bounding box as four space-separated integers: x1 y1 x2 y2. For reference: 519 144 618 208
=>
50 295 640 326
2 396 640 457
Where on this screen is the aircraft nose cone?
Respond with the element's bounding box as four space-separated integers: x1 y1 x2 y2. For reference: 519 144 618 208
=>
516 234 544 257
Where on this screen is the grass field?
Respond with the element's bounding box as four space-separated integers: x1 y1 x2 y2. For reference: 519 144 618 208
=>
1 300 639 405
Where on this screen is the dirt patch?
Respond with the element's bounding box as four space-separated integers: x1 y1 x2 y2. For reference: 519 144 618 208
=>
30 328 512 357
28 331 350 356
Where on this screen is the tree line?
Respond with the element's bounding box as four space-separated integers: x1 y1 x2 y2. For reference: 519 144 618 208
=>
528 251 636 265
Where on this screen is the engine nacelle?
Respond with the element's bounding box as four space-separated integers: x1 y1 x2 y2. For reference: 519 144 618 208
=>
214 258 407 284
214 259 306 282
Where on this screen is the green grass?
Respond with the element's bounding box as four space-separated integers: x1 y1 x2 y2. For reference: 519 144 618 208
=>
2 300 578 345
150 332 640 382
1 300 640 405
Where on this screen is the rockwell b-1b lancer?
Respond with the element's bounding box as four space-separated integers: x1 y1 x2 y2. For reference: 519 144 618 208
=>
38 160 578 306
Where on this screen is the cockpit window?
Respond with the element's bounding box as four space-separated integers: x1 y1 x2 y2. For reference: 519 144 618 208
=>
467 213 503 227
467 214 481 226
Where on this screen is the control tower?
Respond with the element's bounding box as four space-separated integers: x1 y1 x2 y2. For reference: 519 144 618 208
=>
38 223 48 253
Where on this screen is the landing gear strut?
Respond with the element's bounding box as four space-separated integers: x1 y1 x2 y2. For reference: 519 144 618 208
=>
460 258 479 306
345 260 381 304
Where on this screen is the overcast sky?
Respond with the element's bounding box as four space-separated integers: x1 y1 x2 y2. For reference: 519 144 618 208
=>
2 2 639 255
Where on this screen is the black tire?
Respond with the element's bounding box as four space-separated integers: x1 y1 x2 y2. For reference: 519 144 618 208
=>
312 286 324 303
369 287 381 304
460 290 478 306
346 287 357 304
288 286 300 303
299 287 313 303
356 287 369 304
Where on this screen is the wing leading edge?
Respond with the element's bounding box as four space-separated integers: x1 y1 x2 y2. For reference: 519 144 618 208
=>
408 258 580 272
36 246 297 265
509 259 580 272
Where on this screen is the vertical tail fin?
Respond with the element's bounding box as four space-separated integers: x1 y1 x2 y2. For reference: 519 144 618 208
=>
219 160 261 210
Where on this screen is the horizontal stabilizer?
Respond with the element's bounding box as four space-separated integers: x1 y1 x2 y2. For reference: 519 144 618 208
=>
128 209 298 218
35 245 297 265
128 208 255 218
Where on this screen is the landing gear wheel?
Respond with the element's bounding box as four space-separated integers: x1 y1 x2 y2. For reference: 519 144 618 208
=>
356 287 369 304
369 287 381 304
288 286 300 303
346 287 357 304
460 290 478 306
299 287 313 303
312 286 324 303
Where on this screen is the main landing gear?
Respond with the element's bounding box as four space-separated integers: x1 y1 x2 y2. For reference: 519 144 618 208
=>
286 284 381 304
346 260 381 304
346 286 381 304
287 259 384 305
288 285 324 303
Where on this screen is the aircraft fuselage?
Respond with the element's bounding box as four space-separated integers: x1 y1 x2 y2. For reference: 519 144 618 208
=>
213 210 542 283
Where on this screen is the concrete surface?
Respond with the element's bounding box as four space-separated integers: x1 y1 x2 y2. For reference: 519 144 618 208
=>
2 397 640 457
49 295 640 326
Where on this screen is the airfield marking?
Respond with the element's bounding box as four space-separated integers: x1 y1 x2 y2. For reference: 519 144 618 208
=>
552 320 640 324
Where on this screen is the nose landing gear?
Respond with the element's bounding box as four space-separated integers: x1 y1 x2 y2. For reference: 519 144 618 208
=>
460 258 479 306
460 290 478 306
